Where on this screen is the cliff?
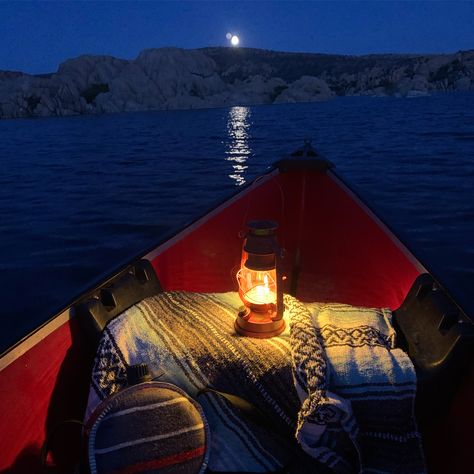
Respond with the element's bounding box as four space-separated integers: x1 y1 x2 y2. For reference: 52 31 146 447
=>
1 46 473 119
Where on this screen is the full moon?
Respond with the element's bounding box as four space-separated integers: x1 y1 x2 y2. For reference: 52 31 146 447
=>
231 35 240 46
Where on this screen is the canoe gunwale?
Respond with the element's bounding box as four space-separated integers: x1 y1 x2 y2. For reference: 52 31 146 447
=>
329 171 427 275
330 168 472 321
1 156 470 368
0 168 279 364
0 308 71 371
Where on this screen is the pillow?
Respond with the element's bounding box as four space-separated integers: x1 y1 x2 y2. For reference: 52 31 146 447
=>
87 382 210 474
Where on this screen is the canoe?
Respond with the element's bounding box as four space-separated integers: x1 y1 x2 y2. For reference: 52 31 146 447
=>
0 143 472 473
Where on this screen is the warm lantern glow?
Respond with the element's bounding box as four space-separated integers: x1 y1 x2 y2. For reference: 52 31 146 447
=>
247 274 274 304
238 269 276 307
234 220 285 338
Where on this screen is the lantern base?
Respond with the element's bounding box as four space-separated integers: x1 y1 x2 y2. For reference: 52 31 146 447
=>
235 309 285 338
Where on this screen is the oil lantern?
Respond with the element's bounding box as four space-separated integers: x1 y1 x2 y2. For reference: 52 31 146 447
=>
235 220 285 338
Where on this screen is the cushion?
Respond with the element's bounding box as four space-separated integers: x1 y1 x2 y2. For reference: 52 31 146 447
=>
87 382 210 474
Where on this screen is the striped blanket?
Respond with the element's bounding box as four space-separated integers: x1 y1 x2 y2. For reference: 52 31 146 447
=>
86 291 301 472
86 291 424 473
287 296 425 473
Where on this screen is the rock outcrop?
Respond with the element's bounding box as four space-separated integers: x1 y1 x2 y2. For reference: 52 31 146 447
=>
1 47 473 119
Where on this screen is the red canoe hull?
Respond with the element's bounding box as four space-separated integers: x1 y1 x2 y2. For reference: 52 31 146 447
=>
0 166 471 473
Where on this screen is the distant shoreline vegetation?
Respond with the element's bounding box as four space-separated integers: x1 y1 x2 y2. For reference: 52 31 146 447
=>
0 47 473 119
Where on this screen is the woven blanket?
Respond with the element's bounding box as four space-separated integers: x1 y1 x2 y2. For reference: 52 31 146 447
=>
286 295 425 473
86 291 424 473
86 291 301 472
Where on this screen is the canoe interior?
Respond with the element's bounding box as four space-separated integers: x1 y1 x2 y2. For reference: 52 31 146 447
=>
0 167 472 473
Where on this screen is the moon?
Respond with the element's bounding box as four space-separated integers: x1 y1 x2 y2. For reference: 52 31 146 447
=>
231 35 240 46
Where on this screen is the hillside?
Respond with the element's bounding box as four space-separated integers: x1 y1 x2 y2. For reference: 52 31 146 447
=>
0 46 473 119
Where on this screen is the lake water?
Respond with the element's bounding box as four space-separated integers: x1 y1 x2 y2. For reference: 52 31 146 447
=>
0 93 473 353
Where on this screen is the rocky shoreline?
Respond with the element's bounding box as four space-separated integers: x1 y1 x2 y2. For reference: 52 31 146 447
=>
1 47 473 119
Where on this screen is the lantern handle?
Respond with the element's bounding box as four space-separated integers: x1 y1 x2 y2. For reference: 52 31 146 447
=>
273 244 285 322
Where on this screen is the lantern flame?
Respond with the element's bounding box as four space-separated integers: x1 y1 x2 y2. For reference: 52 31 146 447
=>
243 272 275 305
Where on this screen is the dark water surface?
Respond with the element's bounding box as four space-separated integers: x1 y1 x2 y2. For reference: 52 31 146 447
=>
1 94 473 352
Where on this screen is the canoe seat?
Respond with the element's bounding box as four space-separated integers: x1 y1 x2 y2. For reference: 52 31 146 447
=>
393 273 474 424
74 259 162 348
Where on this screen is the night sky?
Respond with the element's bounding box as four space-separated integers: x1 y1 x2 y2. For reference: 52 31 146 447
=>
1 0 474 74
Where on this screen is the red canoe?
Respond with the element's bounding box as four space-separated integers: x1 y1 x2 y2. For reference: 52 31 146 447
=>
0 145 472 473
